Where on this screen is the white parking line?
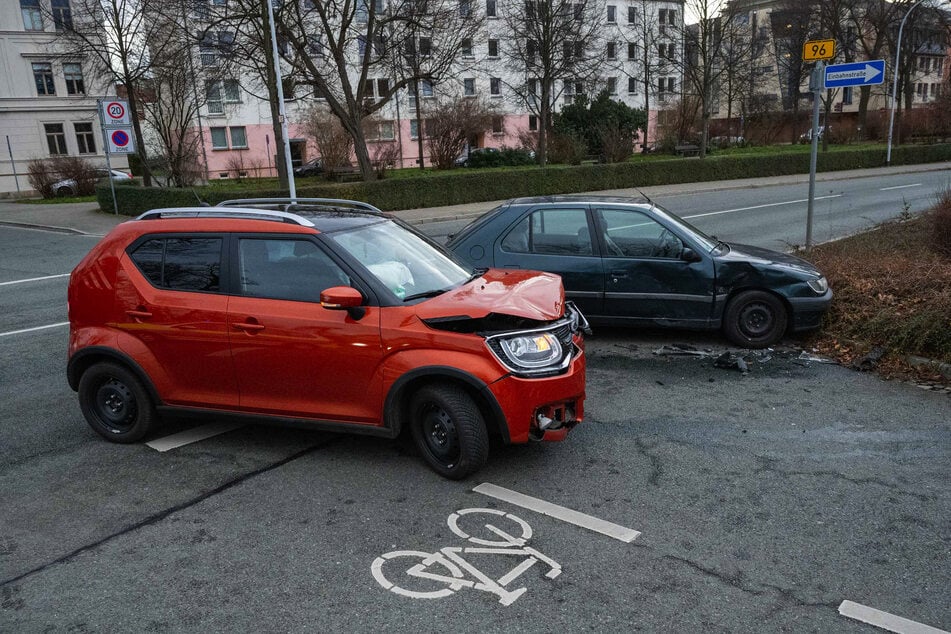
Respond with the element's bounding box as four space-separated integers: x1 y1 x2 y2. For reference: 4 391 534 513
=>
682 194 843 220
0 322 68 338
0 273 71 286
145 422 246 452
839 600 948 634
880 183 921 191
473 483 641 543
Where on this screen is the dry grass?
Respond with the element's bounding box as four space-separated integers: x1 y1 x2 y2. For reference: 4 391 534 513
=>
804 196 951 382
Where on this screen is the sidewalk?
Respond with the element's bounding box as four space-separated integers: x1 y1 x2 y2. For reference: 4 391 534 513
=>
1 161 948 236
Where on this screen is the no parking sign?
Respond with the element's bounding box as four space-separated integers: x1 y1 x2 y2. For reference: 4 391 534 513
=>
107 127 135 153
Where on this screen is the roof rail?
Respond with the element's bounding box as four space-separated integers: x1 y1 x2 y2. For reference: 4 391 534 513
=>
136 207 315 227
216 198 384 214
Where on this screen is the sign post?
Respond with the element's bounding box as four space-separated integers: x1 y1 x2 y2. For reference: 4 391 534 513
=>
800 41 839 249
98 98 132 215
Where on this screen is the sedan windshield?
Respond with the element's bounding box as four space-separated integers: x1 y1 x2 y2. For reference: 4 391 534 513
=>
330 220 473 300
650 204 719 253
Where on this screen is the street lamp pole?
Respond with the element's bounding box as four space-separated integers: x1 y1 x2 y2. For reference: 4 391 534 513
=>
886 0 925 166
265 0 296 198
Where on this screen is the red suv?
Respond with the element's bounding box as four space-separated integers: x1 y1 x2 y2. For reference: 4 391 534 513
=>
67 199 587 478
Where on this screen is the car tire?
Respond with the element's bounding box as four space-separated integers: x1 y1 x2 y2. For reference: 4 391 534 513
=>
410 384 488 480
78 362 157 443
723 290 788 348
56 186 74 197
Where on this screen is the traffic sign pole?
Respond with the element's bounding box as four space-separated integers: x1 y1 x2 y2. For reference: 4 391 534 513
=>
806 61 824 250
97 99 119 216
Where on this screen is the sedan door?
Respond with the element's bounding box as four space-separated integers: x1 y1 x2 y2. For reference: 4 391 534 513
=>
594 207 716 326
491 206 604 316
227 236 385 425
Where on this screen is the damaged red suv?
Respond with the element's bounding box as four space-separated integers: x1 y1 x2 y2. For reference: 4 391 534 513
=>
67 199 587 478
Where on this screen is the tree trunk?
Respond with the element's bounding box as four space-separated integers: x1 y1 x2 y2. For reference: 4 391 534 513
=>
538 82 550 166
857 85 871 140
125 85 153 187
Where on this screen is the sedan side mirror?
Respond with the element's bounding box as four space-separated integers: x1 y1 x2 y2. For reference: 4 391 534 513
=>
680 247 702 263
320 286 366 320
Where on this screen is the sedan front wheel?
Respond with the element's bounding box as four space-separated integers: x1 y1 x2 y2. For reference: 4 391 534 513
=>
723 290 788 348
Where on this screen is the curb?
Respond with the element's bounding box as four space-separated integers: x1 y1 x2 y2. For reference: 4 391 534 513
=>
0 220 89 236
906 355 951 380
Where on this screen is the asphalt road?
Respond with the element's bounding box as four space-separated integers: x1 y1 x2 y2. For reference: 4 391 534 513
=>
1 178 949 632
424 168 951 250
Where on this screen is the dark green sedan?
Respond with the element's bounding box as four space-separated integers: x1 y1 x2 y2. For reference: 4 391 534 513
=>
446 196 832 348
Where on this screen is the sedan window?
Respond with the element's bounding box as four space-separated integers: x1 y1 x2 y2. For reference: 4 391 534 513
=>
501 208 593 255
596 208 684 259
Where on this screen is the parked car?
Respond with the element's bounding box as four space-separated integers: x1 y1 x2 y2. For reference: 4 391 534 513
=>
799 126 828 143
446 196 832 348
67 198 587 479
52 168 132 197
293 158 324 177
455 147 499 167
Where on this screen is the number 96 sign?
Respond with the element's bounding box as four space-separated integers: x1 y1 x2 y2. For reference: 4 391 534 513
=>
803 39 836 62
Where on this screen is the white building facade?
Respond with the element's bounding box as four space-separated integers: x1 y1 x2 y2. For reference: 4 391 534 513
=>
0 0 127 196
184 0 684 179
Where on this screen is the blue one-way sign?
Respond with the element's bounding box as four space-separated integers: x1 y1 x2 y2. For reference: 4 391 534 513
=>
824 60 886 88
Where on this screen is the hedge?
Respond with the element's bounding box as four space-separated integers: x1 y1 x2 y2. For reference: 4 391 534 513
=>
98 143 951 217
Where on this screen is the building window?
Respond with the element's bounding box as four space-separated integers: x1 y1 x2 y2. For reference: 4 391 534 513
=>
528 115 537 131
606 41 616 60
419 37 432 56
410 119 428 139
461 38 473 57
842 86 852 106
45 123 67 155
33 63 55 95
206 81 223 114
200 33 217 66
490 77 501 96
606 5 615 22
75 122 95 154
628 42 636 60
607 77 617 94
463 78 476 96
459 0 471 17
64 63 85 95
486 0 496 17
21 0 43 30
488 39 499 57
230 126 247 148
210 127 228 149
627 6 636 24
365 120 396 141
658 76 675 97
52 0 73 30
492 116 504 134
573 3 582 20
628 77 637 94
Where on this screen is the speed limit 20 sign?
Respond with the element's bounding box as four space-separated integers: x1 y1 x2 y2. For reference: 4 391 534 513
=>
100 99 130 125
803 39 836 62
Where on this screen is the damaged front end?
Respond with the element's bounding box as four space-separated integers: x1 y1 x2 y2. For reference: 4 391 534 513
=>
424 302 590 442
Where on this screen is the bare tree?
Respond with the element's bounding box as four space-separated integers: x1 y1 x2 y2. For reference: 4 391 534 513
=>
244 0 485 180
766 0 821 140
300 105 354 174
50 0 189 186
499 0 605 165
425 98 497 169
679 0 761 157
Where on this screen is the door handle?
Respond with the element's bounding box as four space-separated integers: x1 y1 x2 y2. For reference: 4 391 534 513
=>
609 271 629 278
233 321 265 332
126 308 152 320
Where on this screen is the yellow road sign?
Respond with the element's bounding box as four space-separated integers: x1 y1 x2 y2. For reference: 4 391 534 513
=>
803 39 836 62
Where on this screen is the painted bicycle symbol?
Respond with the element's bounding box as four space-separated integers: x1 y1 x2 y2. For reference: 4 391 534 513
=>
371 508 561 606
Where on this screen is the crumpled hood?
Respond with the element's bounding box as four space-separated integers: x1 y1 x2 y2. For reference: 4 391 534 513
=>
721 243 822 276
415 268 565 322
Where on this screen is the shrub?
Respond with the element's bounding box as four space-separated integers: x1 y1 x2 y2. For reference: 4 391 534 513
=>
27 159 58 198
931 189 951 258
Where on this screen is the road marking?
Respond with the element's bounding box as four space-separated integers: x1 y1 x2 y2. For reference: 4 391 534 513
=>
683 194 843 220
838 600 948 634
0 273 70 286
145 422 245 452
473 483 641 543
880 183 921 191
0 322 68 338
